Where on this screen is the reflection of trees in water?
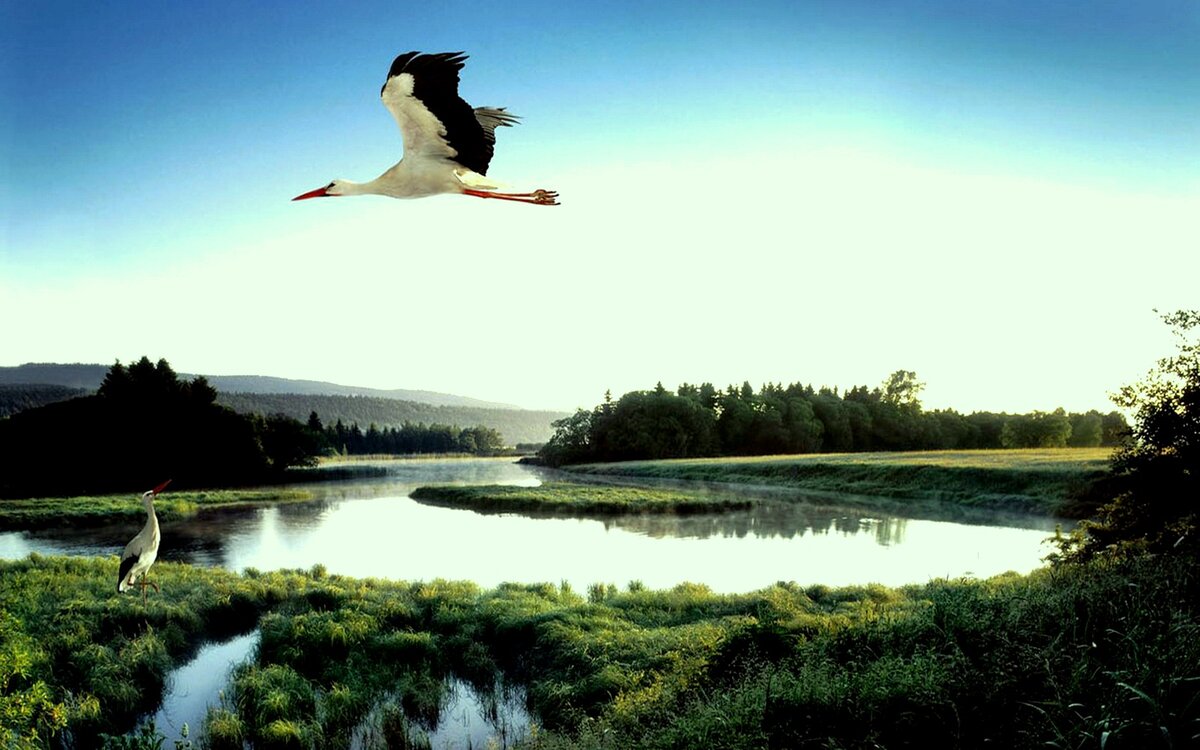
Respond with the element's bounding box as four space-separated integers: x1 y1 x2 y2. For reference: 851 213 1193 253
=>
873 516 907 546
549 468 1063 533
603 502 908 546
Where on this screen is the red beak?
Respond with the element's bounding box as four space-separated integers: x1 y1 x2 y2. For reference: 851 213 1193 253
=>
151 479 172 495
292 186 331 201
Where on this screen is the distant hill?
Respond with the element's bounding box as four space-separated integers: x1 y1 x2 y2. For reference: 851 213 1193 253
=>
216 392 563 445
201 375 521 410
0 364 110 390
0 363 520 409
0 384 89 418
0 363 565 445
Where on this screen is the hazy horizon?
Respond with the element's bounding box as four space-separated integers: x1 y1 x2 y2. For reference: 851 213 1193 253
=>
3 2 1196 414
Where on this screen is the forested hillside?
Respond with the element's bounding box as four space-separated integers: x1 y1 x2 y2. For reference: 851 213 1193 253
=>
0 358 323 497
1 363 563 443
0 363 521 410
0 384 87 418
216 392 565 445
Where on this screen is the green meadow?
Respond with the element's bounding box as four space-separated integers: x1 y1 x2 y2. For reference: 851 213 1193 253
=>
0 489 313 530
1 553 1196 749
562 448 1113 517
410 481 751 515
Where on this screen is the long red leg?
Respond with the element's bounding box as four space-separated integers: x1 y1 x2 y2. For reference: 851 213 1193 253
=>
462 189 560 206
139 577 160 604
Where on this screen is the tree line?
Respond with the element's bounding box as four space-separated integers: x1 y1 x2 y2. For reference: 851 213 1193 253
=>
0 357 321 497
216 392 562 445
311 413 506 456
539 370 1128 466
0 358 521 497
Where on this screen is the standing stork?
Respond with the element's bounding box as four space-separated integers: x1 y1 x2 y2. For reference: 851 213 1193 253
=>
292 51 559 206
118 480 171 603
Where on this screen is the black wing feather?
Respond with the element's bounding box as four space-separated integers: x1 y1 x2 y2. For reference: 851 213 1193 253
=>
382 51 497 175
117 553 137 591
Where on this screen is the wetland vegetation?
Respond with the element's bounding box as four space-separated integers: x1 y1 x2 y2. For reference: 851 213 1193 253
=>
0 489 313 531
561 448 1112 517
411 482 752 515
2 553 1196 749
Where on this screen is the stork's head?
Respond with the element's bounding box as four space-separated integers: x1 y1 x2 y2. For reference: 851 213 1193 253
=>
143 479 172 499
292 180 349 200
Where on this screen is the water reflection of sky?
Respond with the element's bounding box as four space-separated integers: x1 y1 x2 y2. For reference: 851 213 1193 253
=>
0 458 1068 593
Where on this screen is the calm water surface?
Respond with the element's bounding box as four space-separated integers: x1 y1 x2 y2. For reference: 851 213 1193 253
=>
142 628 529 747
0 457 1066 591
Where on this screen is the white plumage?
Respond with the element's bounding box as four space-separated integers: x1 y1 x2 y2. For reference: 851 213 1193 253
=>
293 51 558 205
118 480 170 602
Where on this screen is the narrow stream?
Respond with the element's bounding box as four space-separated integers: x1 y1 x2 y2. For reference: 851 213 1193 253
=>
142 631 260 743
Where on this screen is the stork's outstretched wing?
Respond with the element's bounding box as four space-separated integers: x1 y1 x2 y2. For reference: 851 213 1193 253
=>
381 52 502 175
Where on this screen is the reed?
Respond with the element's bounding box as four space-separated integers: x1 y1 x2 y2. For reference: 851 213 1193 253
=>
2 548 1195 749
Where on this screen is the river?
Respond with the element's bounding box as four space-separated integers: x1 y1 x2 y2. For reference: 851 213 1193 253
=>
0 457 1066 592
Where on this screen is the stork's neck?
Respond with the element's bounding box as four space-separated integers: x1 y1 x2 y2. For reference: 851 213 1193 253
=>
143 493 159 531
336 180 369 195
336 178 387 196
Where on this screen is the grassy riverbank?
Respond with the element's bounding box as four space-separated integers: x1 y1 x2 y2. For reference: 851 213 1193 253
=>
2 553 1196 749
0 489 313 530
562 448 1113 517
411 482 751 515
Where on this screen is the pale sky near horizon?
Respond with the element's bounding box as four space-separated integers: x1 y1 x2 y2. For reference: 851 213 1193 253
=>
2 2 1197 414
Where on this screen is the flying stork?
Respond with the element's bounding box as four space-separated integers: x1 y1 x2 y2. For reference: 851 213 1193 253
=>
293 51 559 206
118 479 171 604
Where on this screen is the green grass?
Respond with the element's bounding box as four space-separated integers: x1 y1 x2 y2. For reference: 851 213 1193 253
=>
564 448 1114 517
410 482 752 515
0 489 313 530
3 550 1197 749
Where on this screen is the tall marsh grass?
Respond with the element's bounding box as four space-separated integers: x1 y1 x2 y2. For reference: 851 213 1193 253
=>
2 549 1195 749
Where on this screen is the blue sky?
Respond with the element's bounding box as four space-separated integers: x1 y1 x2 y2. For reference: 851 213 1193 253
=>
2 1 1197 412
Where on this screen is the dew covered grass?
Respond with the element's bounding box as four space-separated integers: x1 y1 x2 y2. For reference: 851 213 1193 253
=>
564 448 1113 517
2 548 1196 749
0 489 313 530
410 481 751 515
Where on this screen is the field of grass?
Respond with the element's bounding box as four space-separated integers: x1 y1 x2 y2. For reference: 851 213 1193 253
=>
0 489 313 530
564 448 1114 517
410 481 752 515
2 551 1196 749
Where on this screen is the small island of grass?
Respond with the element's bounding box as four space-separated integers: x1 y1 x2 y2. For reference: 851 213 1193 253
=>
410 481 751 515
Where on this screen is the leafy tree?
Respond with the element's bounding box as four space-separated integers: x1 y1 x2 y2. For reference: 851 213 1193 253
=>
1066 310 1200 558
811 394 853 452
717 387 756 455
1000 409 1072 448
592 390 717 461
258 413 321 471
539 409 595 466
880 370 925 410
1067 411 1103 448
1100 410 1129 446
